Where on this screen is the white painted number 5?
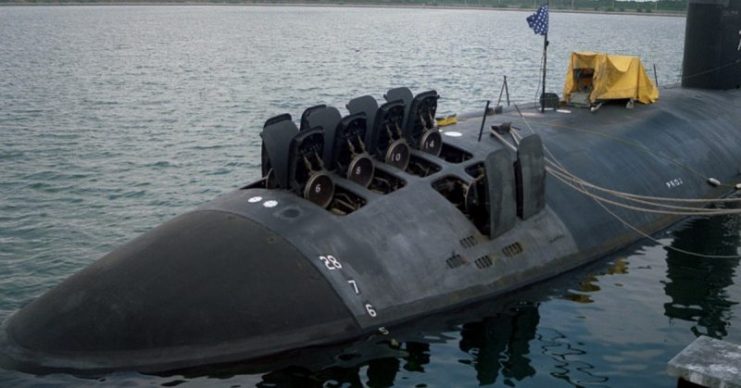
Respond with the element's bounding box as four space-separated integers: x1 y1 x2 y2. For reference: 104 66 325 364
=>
319 255 342 270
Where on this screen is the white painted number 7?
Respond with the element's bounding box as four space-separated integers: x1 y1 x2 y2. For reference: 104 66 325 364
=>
348 280 360 294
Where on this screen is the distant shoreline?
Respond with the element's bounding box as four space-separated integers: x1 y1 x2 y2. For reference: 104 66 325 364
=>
0 1 687 17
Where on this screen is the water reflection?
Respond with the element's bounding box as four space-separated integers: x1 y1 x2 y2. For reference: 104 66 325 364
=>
252 302 544 387
561 257 629 304
364 356 400 388
663 214 741 338
537 328 608 387
164 287 605 387
250 341 430 387
459 301 539 385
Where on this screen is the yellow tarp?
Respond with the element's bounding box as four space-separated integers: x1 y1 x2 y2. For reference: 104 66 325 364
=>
563 51 659 105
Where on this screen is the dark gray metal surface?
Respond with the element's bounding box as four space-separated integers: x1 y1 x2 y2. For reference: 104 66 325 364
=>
2 210 358 372
486 148 517 237
516 134 546 220
533 88 741 256
262 115 298 189
682 0 741 89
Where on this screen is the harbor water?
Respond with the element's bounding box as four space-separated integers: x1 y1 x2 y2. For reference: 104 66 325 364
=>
1 5 739 387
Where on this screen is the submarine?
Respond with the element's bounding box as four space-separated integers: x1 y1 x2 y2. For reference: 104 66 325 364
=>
2 0 741 374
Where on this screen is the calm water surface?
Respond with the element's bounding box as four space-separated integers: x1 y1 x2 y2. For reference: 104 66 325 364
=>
1 5 739 387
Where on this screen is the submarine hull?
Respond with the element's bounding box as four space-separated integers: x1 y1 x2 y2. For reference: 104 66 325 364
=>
3 86 741 373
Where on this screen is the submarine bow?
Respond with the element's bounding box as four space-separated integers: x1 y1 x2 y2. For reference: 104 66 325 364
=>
3 209 358 372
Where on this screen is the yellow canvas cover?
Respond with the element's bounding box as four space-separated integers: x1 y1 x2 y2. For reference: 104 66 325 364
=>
563 51 659 105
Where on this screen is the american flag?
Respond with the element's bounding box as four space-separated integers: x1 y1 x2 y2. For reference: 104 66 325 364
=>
526 5 549 36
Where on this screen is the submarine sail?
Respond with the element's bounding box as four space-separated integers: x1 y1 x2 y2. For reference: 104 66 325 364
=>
2 0 741 374
682 0 741 89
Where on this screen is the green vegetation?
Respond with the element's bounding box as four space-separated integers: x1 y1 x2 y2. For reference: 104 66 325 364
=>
0 0 689 14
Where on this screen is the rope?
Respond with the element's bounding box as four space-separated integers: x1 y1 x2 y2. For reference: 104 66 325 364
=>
588 185 741 259
547 169 741 216
509 105 736 211
503 126 716 213
545 160 741 206
511 112 732 188
503 105 741 259
679 58 741 83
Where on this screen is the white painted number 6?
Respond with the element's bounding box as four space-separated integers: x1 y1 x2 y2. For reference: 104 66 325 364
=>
365 303 377 318
319 255 342 270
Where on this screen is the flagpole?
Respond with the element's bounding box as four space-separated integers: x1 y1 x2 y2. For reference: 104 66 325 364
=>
526 2 549 112
540 1 549 113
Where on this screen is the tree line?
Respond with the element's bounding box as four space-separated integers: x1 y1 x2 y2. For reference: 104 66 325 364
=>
1 0 689 13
